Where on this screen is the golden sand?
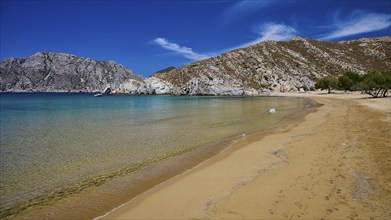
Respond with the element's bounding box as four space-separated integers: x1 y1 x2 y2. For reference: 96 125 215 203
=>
101 92 390 219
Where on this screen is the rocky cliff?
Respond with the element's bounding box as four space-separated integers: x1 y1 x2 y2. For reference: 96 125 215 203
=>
1 37 390 95
0 52 144 93
152 36 391 95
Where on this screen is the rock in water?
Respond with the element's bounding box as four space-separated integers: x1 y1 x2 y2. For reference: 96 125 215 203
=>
269 108 276 113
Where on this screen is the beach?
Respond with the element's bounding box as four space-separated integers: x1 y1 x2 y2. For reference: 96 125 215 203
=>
101 93 391 219
0 95 310 219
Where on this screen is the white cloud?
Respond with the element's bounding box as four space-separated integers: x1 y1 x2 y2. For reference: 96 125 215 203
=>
321 12 391 40
153 38 209 61
231 23 297 50
253 23 297 43
154 23 296 61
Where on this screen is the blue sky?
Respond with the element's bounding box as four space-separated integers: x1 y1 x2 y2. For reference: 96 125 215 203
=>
1 0 390 77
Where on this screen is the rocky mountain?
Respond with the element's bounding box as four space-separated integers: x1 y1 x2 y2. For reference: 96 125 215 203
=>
155 66 177 74
0 52 144 93
1 37 390 95
152 36 391 95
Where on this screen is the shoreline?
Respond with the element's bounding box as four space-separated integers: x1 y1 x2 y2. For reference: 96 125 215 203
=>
101 92 391 219
6 96 314 220
94 97 316 219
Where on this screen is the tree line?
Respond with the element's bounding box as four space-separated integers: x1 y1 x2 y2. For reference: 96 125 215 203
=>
315 71 391 98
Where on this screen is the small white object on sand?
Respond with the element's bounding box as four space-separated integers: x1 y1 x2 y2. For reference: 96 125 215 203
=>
269 108 276 113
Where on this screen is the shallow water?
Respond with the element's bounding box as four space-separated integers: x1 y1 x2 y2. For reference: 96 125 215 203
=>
0 93 309 218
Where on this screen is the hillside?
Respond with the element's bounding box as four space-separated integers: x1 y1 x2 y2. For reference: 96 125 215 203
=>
1 37 390 95
0 52 144 93
152 37 391 95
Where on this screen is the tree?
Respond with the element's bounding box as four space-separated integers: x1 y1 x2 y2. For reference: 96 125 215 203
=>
344 71 361 84
337 71 362 92
354 72 391 98
337 75 354 92
315 76 338 94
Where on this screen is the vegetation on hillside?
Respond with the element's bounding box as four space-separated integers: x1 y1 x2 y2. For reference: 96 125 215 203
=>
315 71 391 98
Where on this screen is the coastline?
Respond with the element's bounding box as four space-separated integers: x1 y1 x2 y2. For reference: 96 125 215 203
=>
101 92 391 219
5 95 313 220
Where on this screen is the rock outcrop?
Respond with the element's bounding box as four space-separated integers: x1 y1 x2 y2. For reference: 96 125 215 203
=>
152 36 391 95
0 52 144 93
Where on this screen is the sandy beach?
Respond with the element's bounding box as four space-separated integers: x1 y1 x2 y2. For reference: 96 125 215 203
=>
100 92 391 219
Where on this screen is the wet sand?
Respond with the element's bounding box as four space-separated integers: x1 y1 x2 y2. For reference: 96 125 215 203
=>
101 92 391 219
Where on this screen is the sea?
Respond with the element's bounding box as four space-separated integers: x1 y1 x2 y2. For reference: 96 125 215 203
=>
0 93 312 219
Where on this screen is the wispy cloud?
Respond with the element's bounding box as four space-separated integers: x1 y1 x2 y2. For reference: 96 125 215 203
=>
320 12 391 40
153 38 209 61
228 0 273 15
252 23 297 43
228 23 297 50
222 0 293 23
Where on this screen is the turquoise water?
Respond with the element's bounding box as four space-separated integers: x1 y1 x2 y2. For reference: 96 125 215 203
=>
0 93 309 217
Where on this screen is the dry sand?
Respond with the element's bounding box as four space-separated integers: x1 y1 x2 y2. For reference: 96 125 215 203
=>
101 92 391 219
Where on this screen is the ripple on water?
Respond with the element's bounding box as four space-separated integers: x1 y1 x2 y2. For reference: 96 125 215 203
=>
0 94 311 219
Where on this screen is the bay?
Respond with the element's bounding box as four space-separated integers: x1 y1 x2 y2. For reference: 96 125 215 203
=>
0 93 309 218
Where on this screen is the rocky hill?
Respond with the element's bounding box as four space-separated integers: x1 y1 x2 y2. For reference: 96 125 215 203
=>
152 36 391 95
155 66 177 74
0 52 144 93
1 37 390 95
